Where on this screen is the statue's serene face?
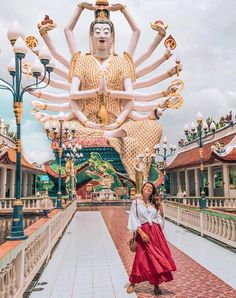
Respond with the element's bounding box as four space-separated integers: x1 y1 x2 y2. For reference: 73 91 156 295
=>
92 23 113 52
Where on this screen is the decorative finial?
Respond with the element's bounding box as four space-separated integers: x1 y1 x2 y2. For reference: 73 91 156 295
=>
37 15 57 36
164 35 177 50
94 0 110 20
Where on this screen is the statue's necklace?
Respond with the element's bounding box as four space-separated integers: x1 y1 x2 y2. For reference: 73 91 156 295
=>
94 55 109 63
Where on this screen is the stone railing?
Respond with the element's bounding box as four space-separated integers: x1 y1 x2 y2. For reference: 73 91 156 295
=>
166 197 236 209
0 197 57 213
164 202 236 248
0 201 76 298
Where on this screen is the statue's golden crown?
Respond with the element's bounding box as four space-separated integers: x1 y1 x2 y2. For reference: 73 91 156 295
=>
94 0 110 20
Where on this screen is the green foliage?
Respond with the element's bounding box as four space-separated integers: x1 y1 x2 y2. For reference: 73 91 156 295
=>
36 174 54 192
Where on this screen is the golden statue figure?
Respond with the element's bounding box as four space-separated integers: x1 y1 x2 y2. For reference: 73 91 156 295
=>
31 1 183 180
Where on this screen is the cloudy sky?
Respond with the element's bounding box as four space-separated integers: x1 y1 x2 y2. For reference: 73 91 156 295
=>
0 0 236 164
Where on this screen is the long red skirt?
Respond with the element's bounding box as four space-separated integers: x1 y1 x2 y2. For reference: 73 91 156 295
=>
129 222 176 285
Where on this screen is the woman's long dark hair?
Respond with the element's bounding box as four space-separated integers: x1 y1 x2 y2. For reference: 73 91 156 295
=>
141 182 160 209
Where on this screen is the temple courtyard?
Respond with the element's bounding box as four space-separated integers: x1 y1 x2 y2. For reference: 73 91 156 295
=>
26 206 236 298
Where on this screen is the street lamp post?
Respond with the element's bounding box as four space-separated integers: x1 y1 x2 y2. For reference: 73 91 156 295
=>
57 116 63 208
0 21 53 240
63 143 83 200
44 118 78 207
184 112 216 208
154 137 176 200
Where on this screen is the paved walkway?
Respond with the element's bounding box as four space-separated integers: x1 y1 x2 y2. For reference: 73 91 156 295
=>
30 211 135 298
164 220 236 289
30 207 236 298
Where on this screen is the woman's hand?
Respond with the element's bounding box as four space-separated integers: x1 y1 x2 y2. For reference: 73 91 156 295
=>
140 231 149 243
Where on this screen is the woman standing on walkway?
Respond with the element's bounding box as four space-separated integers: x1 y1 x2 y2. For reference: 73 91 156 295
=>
127 182 176 295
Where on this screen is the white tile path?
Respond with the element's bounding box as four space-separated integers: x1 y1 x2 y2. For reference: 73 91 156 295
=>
164 220 236 289
30 211 136 298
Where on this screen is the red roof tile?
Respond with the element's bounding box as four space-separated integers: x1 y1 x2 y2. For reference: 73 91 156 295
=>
0 147 44 172
212 148 236 162
168 134 235 170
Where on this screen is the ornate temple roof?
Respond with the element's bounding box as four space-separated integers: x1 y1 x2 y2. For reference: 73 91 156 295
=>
0 145 45 172
211 135 236 163
0 133 44 173
168 132 236 170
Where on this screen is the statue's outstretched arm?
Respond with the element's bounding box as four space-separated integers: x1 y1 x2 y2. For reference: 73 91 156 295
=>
135 80 180 101
41 33 70 68
109 79 177 102
69 76 98 126
35 111 75 123
136 48 172 78
133 63 183 89
31 100 70 112
38 75 71 91
69 100 90 125
70 77 98 99
129 111 152 121
54 65 69 80
129 109 164 121
121 7 140 57
133 100 160 112
133 95 181 112
29 90 69 102
134 31 166 68
64 4 84 56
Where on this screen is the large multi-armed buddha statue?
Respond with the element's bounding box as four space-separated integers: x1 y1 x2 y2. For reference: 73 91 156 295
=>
31 0 183 181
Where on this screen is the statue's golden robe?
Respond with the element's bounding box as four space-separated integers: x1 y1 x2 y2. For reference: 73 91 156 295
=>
70 52 135 124
69 52 162 181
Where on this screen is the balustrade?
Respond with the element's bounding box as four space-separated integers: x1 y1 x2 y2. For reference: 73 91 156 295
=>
167 197 236 210
0 197 51 213
164 202 236 248
0 201 76 297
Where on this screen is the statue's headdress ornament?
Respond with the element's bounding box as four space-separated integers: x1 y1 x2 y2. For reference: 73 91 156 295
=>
95 0 110 20
90 0 115 54
95 9 110 20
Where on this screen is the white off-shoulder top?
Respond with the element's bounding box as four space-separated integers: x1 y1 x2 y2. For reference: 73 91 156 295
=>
127 198 165 232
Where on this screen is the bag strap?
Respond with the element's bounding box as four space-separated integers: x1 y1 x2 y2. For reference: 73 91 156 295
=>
135 199 138 218
132 200 139 238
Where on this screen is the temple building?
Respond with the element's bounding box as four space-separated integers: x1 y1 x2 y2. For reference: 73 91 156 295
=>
0 118 44 198
167 119 236 198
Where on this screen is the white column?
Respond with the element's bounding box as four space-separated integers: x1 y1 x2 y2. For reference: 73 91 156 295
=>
177 171 181 192
169 172 177 195
185 170 190 196
0 167 7 198
208 166 214 197
23 172 28 197
194 168 200 197
223 164 230 198
9 169 15 198
28 173 32 196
